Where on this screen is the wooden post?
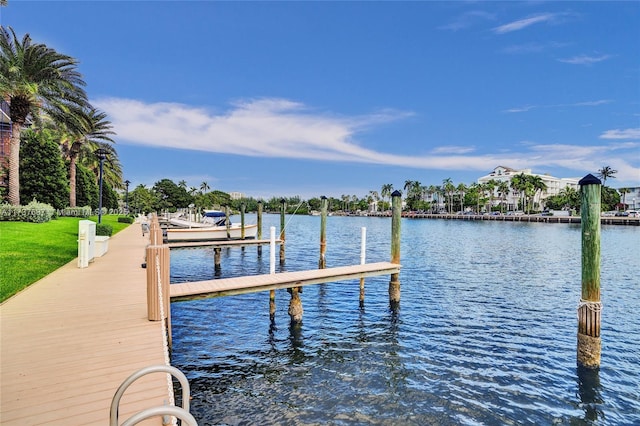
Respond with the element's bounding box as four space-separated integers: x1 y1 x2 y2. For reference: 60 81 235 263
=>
257 201 263 256
288 285 303 324
318 196 327 269
389 190 402 304
577 174 602 369
225 206 231 239
359 226 366 306
241 203 246 240
214 247 222 273
146 244 170 322
280 198 286 265
269 226 275 320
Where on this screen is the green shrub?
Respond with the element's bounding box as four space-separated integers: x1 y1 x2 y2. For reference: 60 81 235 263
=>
96 223 113 236
117 216 134 224
0 200 55 223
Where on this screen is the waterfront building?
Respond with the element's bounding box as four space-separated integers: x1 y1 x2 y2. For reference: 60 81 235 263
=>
618 186 640 210
229 192 244 200
477 166 580 211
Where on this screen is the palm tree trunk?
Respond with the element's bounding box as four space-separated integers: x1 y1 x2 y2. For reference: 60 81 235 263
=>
8 124 21 205
69 155 77 207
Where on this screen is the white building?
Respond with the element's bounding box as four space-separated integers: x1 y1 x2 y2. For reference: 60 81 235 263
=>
228 192 244 200
618 186 640 210
477 166 579 211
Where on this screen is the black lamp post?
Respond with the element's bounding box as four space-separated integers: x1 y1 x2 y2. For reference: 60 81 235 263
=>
95 148 109 224
124 179 131 213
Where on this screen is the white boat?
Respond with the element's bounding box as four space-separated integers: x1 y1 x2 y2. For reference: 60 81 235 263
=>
166 210 258 242
166 223 258 242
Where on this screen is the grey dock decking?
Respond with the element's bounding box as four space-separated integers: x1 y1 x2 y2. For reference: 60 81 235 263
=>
170 262 401 301
0 224 168 426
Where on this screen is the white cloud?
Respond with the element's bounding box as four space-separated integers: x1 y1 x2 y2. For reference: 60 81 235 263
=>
503 99 612 113
95 97 640 183
558 54 612 65
600 128 640 140
493 13 557 34
439 10 496 31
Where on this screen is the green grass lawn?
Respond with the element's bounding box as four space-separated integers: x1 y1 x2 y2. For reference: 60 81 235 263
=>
0 216 130 303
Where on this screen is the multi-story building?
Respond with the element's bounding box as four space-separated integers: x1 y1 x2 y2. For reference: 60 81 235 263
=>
477 166 580 211
229 192 244 200
618 187 640 210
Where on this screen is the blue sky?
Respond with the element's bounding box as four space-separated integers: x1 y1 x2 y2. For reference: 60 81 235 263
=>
2 1 639 199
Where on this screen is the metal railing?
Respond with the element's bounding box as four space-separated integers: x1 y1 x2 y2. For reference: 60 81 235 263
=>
110 364 196 426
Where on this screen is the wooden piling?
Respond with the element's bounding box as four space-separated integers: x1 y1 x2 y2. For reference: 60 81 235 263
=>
389 190 402 304
257 201 263 256
319 196 327 269
280 198 286 265
577 174 602 369
359 227 366 306
225 206 231 239
241 203 246 240
288 285 303 323
214 247 222 272
146 244 170 322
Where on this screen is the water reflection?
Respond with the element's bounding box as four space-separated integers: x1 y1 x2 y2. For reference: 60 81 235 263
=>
577 366 604 422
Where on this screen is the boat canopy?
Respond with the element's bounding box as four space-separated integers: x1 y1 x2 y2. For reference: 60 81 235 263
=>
203 210 226 218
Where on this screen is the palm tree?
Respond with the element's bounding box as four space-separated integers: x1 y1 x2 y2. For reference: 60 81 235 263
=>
529 175 547 211
60 107 115 207
1 27 88 205
381 184 393 210
457 182 467 213
200 181 210 194
442 178 455 214
597 166 617 186
497 180 510 213
618 187 630 210
178 180 187 189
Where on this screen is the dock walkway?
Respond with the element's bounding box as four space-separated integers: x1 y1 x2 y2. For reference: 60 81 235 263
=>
0 224 168 426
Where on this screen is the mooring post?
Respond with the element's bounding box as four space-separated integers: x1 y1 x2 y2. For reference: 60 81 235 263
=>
319 196 328 269
280 198 286 265
577 174 602 369
257 201 263 256
241 203 246 240
389 190 402 304
146 244 170 322
225 206 231 239
360 226 367 306
288 285 303 324
214 247 222 272
269 226 276 320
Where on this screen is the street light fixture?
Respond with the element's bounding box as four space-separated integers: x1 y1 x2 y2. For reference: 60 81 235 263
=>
124 179 131 213
95 148 109 224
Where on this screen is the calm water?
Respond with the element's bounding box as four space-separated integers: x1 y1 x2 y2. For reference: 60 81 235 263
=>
170 215 639 425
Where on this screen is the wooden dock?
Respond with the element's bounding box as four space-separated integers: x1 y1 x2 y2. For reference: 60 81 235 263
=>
166 238 281 249
0 224 168 426
170 262 401 301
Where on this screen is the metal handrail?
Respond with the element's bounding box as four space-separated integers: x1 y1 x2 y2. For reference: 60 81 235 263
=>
120 406 197 426
110 365 192 426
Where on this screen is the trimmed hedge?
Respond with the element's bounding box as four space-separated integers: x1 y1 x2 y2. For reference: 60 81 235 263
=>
117 216 134 223
96 223 113 236
0 201 55 223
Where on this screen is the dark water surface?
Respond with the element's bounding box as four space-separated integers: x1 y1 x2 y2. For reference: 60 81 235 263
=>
170 215 639 425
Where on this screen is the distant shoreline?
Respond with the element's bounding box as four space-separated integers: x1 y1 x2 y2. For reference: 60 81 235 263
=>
349 212 640 226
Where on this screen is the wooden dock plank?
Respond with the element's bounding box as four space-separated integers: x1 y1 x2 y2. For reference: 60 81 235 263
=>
170 262 401 301
166 238 281 249
0 224 168 426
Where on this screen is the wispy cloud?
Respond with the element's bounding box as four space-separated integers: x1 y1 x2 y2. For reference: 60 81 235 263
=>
493 13 557 34
503 99 612 113
95 97 639 182
558 54 612 65
600 128 640 140
439 10 495 31
501 41 569 54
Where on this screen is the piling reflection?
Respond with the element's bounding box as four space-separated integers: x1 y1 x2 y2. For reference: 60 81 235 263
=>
576 365 604 422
